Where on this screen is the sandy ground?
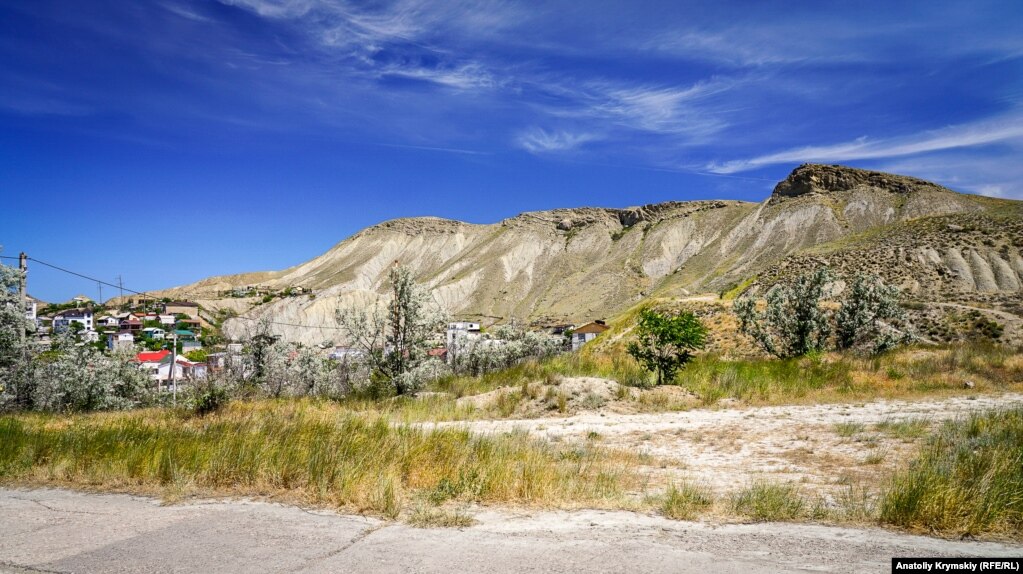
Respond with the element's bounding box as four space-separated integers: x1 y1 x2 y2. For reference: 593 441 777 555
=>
434 393 1023 496
2 488 1020 574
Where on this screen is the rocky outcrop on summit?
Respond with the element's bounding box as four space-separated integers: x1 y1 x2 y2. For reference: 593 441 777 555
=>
150 165 1020 346
773 164 953 198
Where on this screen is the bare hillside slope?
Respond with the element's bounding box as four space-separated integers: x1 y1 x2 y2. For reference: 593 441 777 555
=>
148 164 1020 346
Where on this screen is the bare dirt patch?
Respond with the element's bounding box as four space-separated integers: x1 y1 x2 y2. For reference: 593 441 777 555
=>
433 393 1023 498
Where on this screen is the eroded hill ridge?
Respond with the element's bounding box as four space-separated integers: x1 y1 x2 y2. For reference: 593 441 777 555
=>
150 164 1022 346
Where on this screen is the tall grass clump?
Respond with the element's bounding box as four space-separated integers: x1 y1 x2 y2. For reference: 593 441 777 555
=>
660 481 714 520
879 407 1023 539
731 482 806 521
677 354 854 405
0 400 638 516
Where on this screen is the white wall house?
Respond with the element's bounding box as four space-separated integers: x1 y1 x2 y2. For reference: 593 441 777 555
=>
152 359 207 383
329 346 365 360
53 309 94 333
141 327 166 340
97 315 119 328
571 321 609 351
106 331 134 350
446 322 481 350
159 314 176 326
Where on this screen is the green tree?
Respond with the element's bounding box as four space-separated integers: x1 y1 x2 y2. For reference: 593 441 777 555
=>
835 273 911 354
627 308 707 385
734 268 832 358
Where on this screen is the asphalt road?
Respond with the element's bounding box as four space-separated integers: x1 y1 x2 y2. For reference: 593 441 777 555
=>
1 488 1019 573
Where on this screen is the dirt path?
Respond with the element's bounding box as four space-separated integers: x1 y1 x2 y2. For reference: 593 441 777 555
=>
1 488 1019 574
434 393 1023 495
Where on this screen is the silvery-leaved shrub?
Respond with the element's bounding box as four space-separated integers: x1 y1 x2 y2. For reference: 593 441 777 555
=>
33 334 151 412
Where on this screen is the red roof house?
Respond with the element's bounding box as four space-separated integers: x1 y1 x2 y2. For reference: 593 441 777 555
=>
136 349 171 364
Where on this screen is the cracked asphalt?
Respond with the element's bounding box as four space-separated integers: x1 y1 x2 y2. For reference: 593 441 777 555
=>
2 489 1021 573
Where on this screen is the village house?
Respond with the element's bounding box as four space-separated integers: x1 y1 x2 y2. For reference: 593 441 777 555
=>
158 314 176 326
97 315 119 328
135 349 169 376
24 296 41 322
208 350 246 371
177 318 201 331
446 321 481 349
119 316 142 333
53 309 94 333
106 331 135 351
571 320 609 351
158 357 207 382
329 346 364 361
34 316 52 335
550 324 576 336
141 327 166 340
134 349 207 384
71 294 92 305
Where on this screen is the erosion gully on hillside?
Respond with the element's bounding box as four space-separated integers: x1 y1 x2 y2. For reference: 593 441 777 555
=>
431 392 1023 498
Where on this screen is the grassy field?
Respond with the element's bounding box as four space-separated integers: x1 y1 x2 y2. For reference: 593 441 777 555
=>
1 398 1021 540
0 400 640 518
351 342 1023 422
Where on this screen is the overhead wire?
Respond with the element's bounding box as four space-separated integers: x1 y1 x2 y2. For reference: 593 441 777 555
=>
8 254 345 331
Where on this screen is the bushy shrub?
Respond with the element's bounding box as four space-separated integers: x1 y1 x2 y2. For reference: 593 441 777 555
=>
31 335 151 413
450 326 563 377
836 273 912 354
735 268 911 357
734 268 832 358
192 383 230 416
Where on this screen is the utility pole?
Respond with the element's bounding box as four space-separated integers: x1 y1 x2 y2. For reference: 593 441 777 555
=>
18 253 27 349
97 282 103 307
170 332 178 405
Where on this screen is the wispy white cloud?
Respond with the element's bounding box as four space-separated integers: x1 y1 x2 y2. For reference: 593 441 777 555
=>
371 141 490 155
534 77 740 146
378 62 497 90
517 128 598 154
160 2 214 23
707 113 1023 173
217 0 316 19
872 152 1023 200
593 80 734 138
643 29 815 66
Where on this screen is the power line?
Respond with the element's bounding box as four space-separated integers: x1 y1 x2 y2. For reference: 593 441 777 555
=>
9 253 342 331
24 256 158 301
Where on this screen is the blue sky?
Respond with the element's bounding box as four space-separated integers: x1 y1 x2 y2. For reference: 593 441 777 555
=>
2 0 1021 302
